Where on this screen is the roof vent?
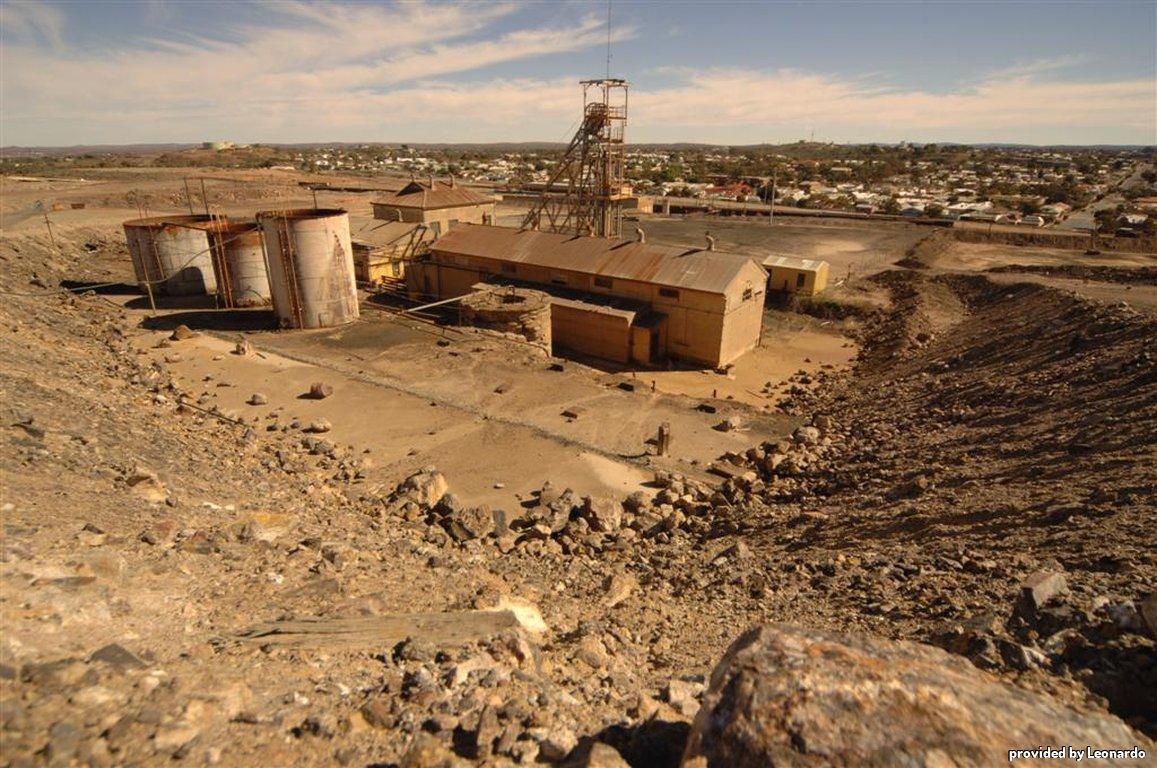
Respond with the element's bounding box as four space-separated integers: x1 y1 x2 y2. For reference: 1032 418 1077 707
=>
705 233 716 251
635 227 646 244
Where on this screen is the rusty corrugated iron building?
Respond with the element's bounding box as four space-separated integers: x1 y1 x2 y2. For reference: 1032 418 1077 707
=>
408 224 767 367
371 178 495 235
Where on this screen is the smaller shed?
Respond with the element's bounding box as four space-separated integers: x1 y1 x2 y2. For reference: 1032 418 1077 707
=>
352 221 435 285
762 255 830 296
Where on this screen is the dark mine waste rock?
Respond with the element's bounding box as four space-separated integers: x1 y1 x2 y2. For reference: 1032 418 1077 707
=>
682 624 1150 768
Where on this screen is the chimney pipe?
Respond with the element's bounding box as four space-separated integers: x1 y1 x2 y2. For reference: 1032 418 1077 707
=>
705 233 716 251
635 227 646 243
449 175 456 188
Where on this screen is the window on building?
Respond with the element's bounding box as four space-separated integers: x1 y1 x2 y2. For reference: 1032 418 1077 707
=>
593 276 613 289
796 273 806 288
501 263 517 274
658 287 680 299
742 286 754 301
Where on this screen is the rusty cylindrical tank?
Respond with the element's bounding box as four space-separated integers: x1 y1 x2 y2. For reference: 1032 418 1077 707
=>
207 222 271 307
256 209 358 329
122 214 222 295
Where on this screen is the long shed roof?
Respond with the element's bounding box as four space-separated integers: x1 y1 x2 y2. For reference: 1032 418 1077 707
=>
373 179 494 211
431 224 764 295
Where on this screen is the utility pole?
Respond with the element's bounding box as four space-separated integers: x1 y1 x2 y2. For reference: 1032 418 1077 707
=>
769 167 776 226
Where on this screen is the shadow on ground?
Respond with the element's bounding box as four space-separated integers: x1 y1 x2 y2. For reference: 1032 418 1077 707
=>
59 279 139 296
140 309 278 333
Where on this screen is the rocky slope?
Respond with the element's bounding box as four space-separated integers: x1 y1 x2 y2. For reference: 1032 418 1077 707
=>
0 227 1153 766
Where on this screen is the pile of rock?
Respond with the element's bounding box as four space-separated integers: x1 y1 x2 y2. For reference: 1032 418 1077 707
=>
354 632 604 764
936 567 1156 730
709 415 843 505
384 470 727 557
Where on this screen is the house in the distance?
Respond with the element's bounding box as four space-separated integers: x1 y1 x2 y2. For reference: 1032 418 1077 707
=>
371 177 496 236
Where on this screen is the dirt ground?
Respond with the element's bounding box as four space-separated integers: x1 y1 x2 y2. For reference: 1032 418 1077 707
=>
1 169 1154 767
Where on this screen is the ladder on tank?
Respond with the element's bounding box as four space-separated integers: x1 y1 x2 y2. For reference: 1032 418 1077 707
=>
275 213 305 328
207 210 233 309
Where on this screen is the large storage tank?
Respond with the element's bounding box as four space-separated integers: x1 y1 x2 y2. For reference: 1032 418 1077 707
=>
256 209 358 328
122 214 222 296
208 222 271 307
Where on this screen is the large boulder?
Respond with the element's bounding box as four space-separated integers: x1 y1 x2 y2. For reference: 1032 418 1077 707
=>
682 624 1150 767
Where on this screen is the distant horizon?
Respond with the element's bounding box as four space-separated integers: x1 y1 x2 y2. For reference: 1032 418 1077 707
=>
2 1 1154 147
3 139 1155 155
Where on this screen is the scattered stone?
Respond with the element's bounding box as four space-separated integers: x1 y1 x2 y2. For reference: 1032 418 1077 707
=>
581 496 623 533
793 425 821 445
169 324 195 341
444 505 496 542
305 419 332 434
125 467 167 503
1018 570 1068 615
233 339 251 355
664 678 704 718
577 743 631 768
602 572 639 608
88 643 146 670
305 382 334 399
1141 593 1157 639
247 393 268 406
535 727 577 762
396 468 449 508
715 416 743 432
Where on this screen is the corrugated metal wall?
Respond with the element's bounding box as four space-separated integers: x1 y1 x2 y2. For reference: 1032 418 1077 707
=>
551 304 631 364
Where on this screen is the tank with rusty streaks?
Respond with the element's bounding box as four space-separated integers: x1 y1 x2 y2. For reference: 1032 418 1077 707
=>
122 214 222 295
208 222 271 308
256 208 358 329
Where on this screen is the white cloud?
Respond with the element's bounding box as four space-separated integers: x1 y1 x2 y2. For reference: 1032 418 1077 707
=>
0 2 1152 146
1 0 634 144
627 67 1156 143
0 0 64 49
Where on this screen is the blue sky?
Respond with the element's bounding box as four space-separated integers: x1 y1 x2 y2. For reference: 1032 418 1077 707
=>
1 0 1154 146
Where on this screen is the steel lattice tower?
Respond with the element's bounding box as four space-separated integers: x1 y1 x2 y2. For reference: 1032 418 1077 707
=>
522 79 629 239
